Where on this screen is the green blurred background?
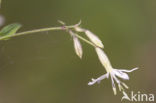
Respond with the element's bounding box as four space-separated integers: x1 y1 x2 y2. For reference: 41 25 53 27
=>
0 0 156 103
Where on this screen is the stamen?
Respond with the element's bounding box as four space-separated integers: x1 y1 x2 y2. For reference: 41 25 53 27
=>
113 87 117 95
110 74 117 95
121 82 129 89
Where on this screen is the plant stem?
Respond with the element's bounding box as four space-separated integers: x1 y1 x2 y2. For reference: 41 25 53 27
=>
0 24 96 47
0 25 74 40
74 33 96 47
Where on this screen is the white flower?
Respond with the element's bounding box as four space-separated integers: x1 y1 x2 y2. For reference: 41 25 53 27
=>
88 67 138 95
88 47 138 95
85 30 104 48
69 30 83 59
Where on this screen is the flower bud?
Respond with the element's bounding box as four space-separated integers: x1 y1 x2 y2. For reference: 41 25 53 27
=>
74 26 85 32
85 30 104 48
73 36 83 59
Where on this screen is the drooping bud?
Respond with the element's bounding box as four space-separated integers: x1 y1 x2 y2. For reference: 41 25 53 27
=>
69 30 83 59
73 36 83 59
85 30 104 48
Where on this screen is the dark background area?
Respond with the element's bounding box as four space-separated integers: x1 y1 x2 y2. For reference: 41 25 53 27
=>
0 0 156 103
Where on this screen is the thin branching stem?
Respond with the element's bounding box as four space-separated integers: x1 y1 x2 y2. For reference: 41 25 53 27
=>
0 24 96 47
73 33 96 47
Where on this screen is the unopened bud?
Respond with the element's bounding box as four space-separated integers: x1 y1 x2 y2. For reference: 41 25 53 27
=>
73 36 83 59
85 30 104 48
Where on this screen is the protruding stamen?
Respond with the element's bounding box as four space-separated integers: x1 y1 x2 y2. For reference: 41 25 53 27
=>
110 75 117 95
121 82 129 89
113 87 117 95
118 84 123 91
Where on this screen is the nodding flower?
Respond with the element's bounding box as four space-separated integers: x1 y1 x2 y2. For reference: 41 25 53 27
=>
64 23 138 98
88 47 138 95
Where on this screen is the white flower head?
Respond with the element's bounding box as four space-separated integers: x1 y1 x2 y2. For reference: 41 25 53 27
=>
88 47 138 95
85 30 104 48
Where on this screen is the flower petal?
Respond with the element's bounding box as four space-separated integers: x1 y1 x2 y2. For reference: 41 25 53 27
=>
118 67 138 73
113 69 129 80
88 73 109 85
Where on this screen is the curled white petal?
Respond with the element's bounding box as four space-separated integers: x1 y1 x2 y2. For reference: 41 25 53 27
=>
113 69 129 80
88 73 109 86
118 67 138 73
85 30 104 48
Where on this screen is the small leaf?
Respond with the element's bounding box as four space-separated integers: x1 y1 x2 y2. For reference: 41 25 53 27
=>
0 23 22 37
